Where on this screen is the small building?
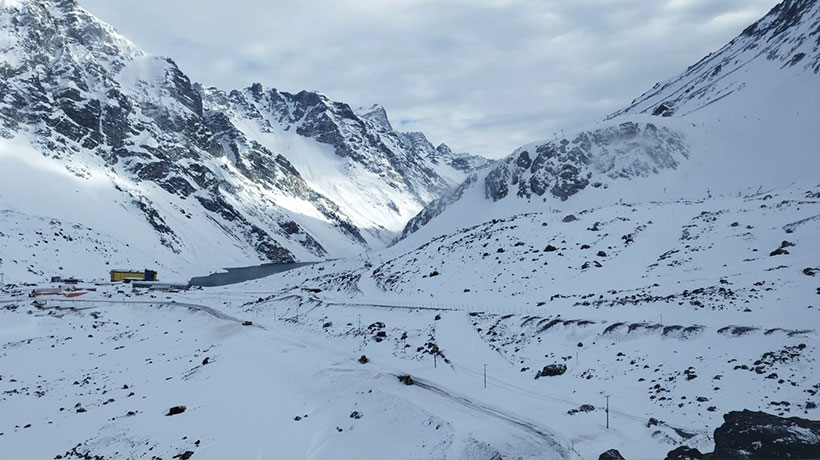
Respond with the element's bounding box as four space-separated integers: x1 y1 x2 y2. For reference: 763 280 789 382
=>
110 269 158 283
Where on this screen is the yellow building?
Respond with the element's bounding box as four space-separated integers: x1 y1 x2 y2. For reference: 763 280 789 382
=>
110 269 158 282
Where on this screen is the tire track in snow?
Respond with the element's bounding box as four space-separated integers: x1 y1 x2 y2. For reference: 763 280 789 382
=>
401 375 574 459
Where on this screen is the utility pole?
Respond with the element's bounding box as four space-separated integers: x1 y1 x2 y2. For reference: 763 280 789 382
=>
433 353 437 368
605 395 610 430
358 314 361 335
483 364 487 389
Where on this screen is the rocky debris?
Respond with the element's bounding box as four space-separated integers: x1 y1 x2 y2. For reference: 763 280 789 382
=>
802 267 818 277
166 405 187 416
201 357 209 365
358 355 369 364
173 451 195 460
535 364 567 378
544 244 558 252
349 411 362 419
599 449 626 460
241 321 253 326
59 444 106 460
770 240 795 256
667 410 820 459
397 375 415 386
567 404 595 415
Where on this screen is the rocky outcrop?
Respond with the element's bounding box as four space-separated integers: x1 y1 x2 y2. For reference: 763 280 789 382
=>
667 410 820 459
599 449 626 460
484 122 687 202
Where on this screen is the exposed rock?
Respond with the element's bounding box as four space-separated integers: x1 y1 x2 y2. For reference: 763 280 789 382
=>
535 363 567 378
770 240 795 256
668 410 820 459
665 446 703 460
710 410 820 459
599 449 626 460
166 405 187 416
567 404 595 415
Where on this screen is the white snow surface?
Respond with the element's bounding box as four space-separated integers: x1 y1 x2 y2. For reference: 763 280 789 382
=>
1 1 820 459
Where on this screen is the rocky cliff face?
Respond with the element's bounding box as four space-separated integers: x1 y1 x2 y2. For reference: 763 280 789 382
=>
0 0 484 267
483 121 688 202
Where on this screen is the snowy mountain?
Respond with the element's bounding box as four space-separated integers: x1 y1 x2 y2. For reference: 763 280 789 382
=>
613 0 820 118
0 0 483 281
397 0 820 244
1 1 819 460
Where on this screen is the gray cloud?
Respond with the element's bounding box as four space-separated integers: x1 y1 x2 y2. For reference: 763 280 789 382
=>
81 0 778 158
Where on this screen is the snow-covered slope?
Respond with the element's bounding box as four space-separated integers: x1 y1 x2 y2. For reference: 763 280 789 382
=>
613 0 820 118
397 0 820 245
0 0 484 281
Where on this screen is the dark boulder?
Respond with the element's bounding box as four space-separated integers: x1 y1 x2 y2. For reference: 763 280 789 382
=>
562 214 577 223
166 405 187 416
770 240 795 257
535 363 567 378
665 446 703 460
669 410 820 459
599 449 625 460
709 410 820 459
397 375 414 385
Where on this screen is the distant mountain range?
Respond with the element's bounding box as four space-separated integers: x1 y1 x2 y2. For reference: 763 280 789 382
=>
0 0 489 280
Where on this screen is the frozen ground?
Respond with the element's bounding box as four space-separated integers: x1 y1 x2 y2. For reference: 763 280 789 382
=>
2 182 818 459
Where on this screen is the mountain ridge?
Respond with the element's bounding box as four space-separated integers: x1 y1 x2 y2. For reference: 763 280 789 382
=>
0 0 487 280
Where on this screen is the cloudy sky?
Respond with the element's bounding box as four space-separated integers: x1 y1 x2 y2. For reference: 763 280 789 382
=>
82 0 778 158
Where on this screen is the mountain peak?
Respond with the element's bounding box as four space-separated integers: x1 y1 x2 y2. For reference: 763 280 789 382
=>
613 0 820 118
741 0 818 40
356 104 393 131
